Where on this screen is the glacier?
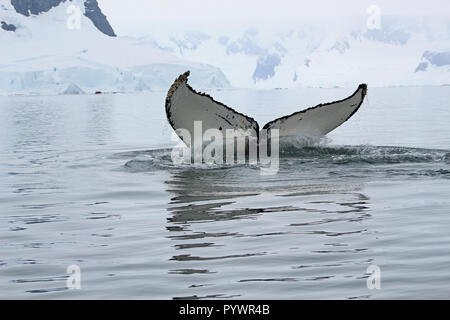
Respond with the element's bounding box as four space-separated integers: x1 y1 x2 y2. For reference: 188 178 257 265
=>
0 0 230 95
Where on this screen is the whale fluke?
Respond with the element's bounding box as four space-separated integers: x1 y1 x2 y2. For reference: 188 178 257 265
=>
263 84 367 136
165 71 367 145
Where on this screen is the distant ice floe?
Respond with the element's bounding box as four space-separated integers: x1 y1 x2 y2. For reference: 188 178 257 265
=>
61 83 85 95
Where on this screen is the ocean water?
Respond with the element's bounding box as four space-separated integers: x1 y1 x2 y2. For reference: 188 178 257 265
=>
0 86 449 299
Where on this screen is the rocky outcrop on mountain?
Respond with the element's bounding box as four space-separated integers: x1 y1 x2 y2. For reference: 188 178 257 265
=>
252 53 281 82
83 0 116 37
10 0 116 37
415 62 428 73
415 51 450 73
1 21 16 31
422 51 450 67
11 0 67 16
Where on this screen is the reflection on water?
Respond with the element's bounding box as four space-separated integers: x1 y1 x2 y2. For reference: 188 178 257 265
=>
164 164 375 299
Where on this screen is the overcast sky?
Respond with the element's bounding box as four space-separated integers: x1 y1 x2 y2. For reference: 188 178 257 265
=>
98 0 450 37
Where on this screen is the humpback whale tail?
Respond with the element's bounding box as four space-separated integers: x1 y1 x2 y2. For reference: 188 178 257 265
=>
165 71 367 147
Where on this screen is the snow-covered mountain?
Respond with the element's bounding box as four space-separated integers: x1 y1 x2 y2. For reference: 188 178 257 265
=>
1 1 449 94
8 0 116 36
144 16 450 88
0 0 230 95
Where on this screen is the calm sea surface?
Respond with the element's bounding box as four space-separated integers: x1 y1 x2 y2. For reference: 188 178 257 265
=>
0 86 449 299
